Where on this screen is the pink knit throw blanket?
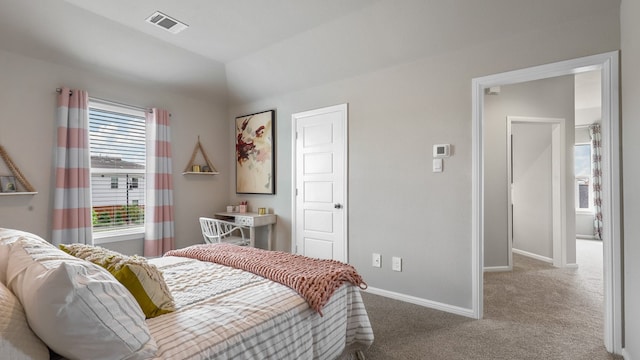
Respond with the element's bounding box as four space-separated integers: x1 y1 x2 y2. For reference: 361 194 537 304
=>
165 244 367 315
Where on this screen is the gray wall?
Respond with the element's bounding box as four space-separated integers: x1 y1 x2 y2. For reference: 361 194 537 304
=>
621 0 639 356
229 11 618 308
512 123 553 259
0 48 230 255
484 77 576 267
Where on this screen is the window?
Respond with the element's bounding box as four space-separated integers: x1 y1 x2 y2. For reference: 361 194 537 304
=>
574 143 592 210
89 101 146 240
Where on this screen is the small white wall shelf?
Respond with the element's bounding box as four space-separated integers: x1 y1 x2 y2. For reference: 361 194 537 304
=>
0 145 37 195
182 137 219 175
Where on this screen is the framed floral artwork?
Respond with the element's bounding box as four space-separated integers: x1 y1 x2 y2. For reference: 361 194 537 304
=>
235 110 275 194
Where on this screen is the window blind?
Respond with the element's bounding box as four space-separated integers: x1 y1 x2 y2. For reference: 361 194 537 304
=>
88 103 146 233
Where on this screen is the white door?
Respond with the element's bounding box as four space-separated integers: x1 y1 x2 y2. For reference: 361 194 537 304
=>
507 116 565 268
292 104 347 262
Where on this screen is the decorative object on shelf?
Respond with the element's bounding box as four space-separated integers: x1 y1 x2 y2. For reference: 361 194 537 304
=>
183 136 218 175
238 201 248 213
235 110 275 194
0 176 16 193
0 145 37 194
258 207 267 215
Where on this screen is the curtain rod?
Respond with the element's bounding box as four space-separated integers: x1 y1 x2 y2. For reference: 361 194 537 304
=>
55 88 168 115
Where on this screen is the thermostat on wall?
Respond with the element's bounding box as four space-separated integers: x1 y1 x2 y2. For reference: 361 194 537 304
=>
433 144 450 158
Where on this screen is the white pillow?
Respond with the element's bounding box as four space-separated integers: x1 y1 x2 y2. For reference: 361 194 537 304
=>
0 281 49 360
7 237 157 360
0 228 50 285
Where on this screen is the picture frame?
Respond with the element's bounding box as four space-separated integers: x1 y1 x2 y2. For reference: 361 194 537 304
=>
1 176 17 193
235 110 275 194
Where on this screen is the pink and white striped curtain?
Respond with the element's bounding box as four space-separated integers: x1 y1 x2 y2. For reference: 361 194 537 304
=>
52 87 92 245
144 108 175 256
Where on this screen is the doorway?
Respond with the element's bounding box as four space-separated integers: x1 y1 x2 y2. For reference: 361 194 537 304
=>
508 117 565 268
471 52 621 353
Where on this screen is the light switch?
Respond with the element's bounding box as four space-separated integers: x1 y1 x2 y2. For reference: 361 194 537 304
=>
392 257 402 272
433 158 443 172
372 253 381 268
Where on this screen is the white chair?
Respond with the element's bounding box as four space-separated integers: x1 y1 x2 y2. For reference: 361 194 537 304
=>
199 217 249 246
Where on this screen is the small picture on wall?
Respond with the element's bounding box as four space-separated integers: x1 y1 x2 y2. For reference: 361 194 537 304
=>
0 176 17 193
235 110 275 194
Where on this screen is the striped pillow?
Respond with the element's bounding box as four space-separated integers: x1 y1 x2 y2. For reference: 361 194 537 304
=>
7 237 157 360
60 243 175 318
0 228 51 285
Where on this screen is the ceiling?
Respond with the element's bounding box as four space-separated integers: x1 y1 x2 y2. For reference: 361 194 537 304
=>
0 0 619 104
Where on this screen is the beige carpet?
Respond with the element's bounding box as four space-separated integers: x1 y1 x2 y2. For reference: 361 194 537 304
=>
360 240 621 359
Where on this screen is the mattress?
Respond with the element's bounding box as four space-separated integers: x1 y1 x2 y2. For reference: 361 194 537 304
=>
146 256 373 359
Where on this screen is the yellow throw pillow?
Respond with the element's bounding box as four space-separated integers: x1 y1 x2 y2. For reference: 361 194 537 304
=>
59 243 175 319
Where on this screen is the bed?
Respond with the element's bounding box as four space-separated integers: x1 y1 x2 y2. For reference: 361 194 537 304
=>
0 228 374 360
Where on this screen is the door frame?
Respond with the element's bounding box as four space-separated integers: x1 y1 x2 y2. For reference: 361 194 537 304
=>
471 51 621 353
290 104 349 259
507 117 565 269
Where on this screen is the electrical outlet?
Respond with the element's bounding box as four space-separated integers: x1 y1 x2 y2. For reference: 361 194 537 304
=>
372 253 382 268
392 257 402 272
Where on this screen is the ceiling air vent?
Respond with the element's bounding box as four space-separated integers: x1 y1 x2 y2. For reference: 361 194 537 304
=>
145 11 188 34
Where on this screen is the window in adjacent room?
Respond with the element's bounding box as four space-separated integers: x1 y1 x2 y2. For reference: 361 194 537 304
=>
88 100 146 243
574 143 592 210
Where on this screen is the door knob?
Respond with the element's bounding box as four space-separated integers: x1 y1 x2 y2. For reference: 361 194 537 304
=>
334 203 343 209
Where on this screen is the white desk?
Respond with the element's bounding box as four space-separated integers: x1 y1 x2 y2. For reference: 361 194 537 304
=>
214 212 277 250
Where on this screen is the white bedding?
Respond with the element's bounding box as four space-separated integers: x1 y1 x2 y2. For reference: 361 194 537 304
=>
147 256 373 360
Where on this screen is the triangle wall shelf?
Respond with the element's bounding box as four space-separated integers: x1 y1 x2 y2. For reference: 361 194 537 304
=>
0 145 37 195
182 137 219 175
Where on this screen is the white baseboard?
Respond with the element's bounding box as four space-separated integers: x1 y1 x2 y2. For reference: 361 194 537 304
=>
577 234 598 240
483 265 511 272
512 248 553 263
364 286 475 319
622 348 632 360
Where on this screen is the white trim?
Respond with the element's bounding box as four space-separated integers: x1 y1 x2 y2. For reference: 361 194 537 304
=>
472 51 621 353
365 286 475 318
575 208 595 215
576 234 598 240
575 124 598 129
512 248 553 264
483 266 511 272
290 113 297 254
93 227 144 244
601 51 622 355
